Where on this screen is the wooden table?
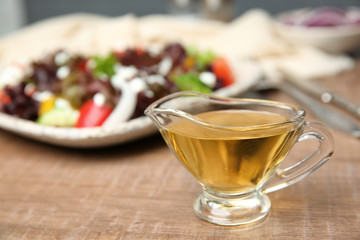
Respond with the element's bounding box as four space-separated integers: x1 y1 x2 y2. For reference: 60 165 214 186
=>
0 63 359 240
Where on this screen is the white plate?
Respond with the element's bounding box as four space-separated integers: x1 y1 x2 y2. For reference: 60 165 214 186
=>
0 14 262 147
0 61 261 148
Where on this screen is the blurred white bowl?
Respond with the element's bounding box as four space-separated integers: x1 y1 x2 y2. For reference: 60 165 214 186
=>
275 7 360 54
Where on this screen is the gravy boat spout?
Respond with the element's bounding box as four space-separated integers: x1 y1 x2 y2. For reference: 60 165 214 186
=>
144 91 218 131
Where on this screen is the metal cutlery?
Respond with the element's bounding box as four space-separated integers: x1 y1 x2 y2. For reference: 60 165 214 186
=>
277 80 360 138
284 77 360 120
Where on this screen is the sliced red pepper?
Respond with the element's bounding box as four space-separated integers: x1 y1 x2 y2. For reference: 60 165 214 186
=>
75 100 112 128
212 57 235 87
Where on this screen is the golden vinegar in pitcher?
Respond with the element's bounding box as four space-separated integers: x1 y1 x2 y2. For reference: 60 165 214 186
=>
162 110 301 194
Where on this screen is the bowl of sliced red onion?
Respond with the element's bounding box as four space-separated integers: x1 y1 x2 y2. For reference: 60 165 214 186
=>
275 6 360 53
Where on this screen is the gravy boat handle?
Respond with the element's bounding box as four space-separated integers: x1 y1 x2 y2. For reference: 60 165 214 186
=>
262 122 334 194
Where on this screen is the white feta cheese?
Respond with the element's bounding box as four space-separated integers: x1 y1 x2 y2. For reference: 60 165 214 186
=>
120 66 138 79
129 77 147 93
56 66 70 79
93 93 106 106
32 91 54 102
111 65 138 90
158 57 173 76
144 89 154 98
24 83 36 96
111 74 126 90
199 72 216 88
147 75 166 86
54 98 72 109
54 51 70 66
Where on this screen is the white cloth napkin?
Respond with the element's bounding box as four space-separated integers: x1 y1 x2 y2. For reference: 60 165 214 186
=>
203 9 354 83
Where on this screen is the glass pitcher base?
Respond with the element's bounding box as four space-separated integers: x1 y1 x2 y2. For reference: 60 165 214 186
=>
194 190 271 226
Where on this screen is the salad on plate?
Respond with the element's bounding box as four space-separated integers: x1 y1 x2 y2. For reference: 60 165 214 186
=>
0 43 236 128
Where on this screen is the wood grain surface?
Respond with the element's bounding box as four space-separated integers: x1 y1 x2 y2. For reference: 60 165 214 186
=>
0 63 359 240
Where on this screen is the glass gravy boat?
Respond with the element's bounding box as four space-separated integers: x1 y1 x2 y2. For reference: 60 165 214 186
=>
145 91 334 226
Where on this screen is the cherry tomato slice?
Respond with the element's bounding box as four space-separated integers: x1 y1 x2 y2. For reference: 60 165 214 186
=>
212 57 235 87
77 59 89 72
75 100 112 128
0 90 11 105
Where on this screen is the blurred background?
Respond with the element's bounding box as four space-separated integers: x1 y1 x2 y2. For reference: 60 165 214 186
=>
1 0 360 36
